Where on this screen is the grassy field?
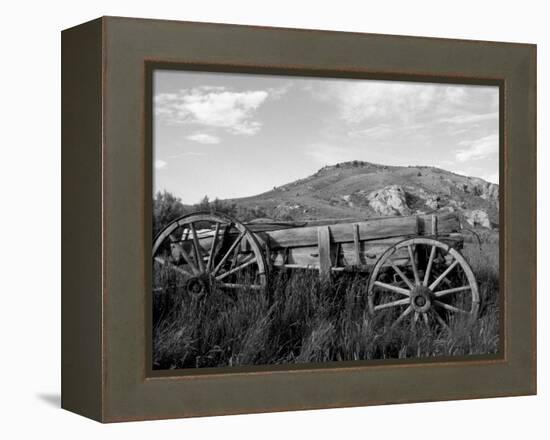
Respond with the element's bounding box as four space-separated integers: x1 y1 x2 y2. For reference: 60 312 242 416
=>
152 238 499 370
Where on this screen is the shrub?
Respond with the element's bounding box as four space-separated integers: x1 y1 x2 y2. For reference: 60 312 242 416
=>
153 190 186 236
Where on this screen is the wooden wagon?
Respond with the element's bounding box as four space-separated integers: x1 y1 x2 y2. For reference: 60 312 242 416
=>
153 211 480 329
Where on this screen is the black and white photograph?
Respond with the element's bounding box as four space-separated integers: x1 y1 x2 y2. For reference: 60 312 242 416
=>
2 0 543 432
151 69 500 370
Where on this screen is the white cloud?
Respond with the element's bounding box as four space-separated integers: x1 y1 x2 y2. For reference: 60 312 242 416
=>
185 133 220 144
437 112 498 125
351 83 434 123
155 159 167 170
313 81 441 125
309 81 499 133
455 134 498 162
155 86 270 136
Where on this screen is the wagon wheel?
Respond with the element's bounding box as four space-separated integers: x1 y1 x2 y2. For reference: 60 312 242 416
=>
367 237 479 331
153 212 267 298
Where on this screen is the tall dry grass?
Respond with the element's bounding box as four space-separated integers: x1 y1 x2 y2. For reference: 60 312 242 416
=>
153 240 499 370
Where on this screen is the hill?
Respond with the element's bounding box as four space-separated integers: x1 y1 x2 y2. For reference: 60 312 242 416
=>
229 161 499 228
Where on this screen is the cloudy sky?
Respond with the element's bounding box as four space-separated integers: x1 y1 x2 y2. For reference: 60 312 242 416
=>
153 70 499 204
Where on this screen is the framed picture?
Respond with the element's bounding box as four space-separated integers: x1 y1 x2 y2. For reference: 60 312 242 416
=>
62 16 536 422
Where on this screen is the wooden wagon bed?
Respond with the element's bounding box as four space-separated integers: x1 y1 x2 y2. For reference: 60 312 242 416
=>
177 212 462 275
247 212 461 274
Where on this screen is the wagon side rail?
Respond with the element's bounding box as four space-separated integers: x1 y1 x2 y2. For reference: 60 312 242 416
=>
259 212 462 275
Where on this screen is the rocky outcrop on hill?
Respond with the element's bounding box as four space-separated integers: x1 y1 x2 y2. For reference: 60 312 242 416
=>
415 188 441 211
341 194 353 207
463 209 492 228
457 178 499 204
367 185 411 216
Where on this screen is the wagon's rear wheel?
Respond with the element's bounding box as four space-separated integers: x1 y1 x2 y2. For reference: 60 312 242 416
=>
367 237 479 331
153 212 267 297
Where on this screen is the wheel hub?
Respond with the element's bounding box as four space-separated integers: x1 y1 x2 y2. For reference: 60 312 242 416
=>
410 286 432 313
186 276 210 298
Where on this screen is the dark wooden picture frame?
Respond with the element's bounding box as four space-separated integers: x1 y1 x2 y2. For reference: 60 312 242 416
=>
62 16 536 422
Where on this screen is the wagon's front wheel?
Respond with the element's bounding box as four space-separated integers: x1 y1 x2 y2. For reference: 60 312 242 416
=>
367 237 479 331
153 212 268 297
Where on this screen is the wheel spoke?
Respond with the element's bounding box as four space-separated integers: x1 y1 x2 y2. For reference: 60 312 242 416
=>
388 258 415 290
433 285 471 298
212 230 246 276
411 311 418 331
154 256 194 277
229 244 241 270
373 281 411 297
407 245 420 285
170 242 200 275
423 245 436 286
434 300 470 315
206 222 221 272
374 297 410 311
392 305 413 328
216 255 257 281
429 259 459 291
412 312 419 330
190 222 205 273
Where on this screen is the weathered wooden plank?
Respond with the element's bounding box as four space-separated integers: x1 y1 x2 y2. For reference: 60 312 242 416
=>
245 216 387 232
353 223 361 265
246 213 458 236
268 235 462 269
269 238 406 268
431 214 438 235
259 213 460 249
317 226 332 277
